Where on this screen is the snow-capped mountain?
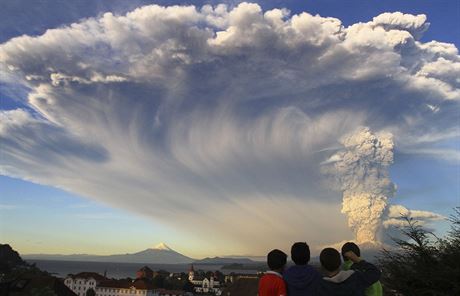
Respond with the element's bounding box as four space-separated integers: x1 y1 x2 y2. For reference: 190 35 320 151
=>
153 242 173 251
109 242 194 264
23 242 195 264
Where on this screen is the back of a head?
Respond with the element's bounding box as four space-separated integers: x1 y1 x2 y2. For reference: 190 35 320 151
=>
291 242 310 265
341 242 361 260
267 249 287 271
320 248 341 272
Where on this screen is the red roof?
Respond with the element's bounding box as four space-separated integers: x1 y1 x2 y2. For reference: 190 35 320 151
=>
138 266 153 272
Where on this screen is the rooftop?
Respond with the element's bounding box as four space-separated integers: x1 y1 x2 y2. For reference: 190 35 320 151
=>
68 272 107 281
98 279 154 290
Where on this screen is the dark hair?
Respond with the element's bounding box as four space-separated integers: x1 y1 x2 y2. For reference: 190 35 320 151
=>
267 249 287 270
320 248 341 272
291 242 310 265
341 242 361 260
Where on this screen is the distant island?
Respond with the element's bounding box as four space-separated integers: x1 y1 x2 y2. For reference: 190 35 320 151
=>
193 257 255 265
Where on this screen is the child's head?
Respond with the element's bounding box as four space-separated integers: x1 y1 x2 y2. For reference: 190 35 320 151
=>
291 242 310 265
267 249 287 271
320 248 341 273
341 242 360 260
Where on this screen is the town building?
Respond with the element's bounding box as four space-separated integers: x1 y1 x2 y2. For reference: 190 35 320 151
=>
95 278 155 296
188 265 221 295
155 289 191 296
136 266 154 279
64 266 195 296
64 272 107 296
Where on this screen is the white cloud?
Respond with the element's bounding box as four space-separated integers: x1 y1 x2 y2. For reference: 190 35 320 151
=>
383 204 445 228
399 147 460 162
0 3 458 253
371 12 429 40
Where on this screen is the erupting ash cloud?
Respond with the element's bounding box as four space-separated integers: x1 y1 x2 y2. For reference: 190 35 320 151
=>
0 2 457 252
323 127 396 244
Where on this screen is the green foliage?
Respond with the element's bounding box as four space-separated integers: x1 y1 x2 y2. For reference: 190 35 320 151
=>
152 274 166 288
0 244 27 275
182 280 195 292
164 277 188 290
151 274 188 290
2 265 49 282
378 207 460 296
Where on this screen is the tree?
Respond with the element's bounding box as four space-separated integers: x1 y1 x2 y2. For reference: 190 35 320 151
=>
182 280 195 292
378 208 460 296
152 274 165 288
0 244 27 276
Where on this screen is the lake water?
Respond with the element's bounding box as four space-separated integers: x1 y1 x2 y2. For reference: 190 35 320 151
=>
27 260 259 279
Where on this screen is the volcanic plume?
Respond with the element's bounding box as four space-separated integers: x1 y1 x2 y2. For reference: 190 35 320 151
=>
323 127 396 244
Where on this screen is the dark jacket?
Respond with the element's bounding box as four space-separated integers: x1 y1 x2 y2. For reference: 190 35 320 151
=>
343 259 383 296
316 261 381 296
283 264 321 296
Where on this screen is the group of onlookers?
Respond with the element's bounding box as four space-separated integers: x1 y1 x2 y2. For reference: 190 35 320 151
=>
258 242 382 296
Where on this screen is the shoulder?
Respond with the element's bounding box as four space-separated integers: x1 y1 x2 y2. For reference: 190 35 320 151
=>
260 272 283 282
260 273 275 282
351 260 374 270
260 274 286 290
283 266 295 276
307 264 321 273
269 274 286 285
305 264 322 278
348 267 379 288
285 265 297 272
283 265 300 277
259 274 272 284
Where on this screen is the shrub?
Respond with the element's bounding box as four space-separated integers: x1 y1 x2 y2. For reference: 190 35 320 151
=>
378 207 460 296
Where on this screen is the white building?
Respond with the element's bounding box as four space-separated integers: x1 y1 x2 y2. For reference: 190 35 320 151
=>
95 279 155 296
64 272 107 296
96 280 193 296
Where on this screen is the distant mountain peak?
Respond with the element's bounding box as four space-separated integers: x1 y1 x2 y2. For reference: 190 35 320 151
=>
153 242 173 251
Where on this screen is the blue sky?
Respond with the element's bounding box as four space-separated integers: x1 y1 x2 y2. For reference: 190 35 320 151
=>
0 176 186 255
1 0 459 258
1 0 459 46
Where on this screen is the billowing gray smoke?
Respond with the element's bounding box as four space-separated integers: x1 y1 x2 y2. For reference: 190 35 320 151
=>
323 127 396 244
